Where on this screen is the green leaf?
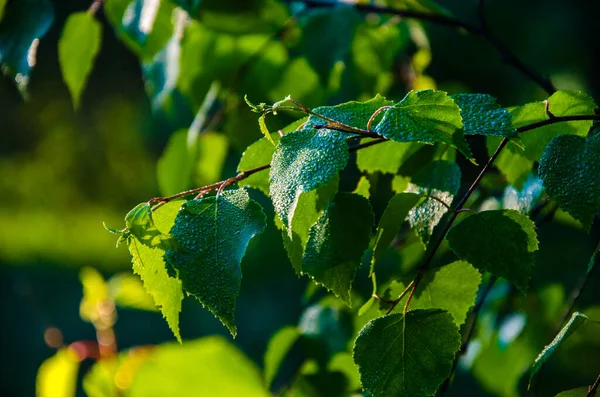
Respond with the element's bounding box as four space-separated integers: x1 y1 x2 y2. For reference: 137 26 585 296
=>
555 387 590 397
302 193 374 306
165 189 266 336
538 134 600 230
270 128 349 232
383 261 481 326
299 5 361 84
356 140 419 174
128 200 184 341
352 176 371 198
157 130 193 196
0 0 6 22
36 348 79 397
327 352 361 391
58 12 102 109
511 90 597 161
124 202 177 250
179 0 289 36
353 309 461 397
406 160 461 246
237 133 281 196
487 136 533 189
447 210 538 292
264 326 300 388
306 94 394 130
104 0 174 61
0 0 54 93
280 176 339 275
529 312 590 388
451 93 514 136
107 272 158 312
371 193 421 272
237 118 307 196
131 336 269 397
374 90 472 158
299 303 354 363
157 130 229 197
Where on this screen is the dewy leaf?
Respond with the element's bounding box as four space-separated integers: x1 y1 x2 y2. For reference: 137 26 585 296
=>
374 90 472 159
353 309 461 397
538 134 600 230
356 140 420 175
128 200 184 341
280 176 339 275
511 90 597 161
270 128 349 232
451 93 514 136
264 326 300 388
58 12 102 109
405 160 461 247
302 193 374 306
165 189 267 336
371 193 421 272
0 0 54 93
305 94 394 130
447 210 538 293
528 312 589 388
237 118 306 196
130 336 270 397
382 261 481 326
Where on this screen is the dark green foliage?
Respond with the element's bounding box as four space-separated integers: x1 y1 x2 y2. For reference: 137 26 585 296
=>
353 309 461 397
165 189 266 336
538 134 600 229
447 210 538 292
302 193 374 305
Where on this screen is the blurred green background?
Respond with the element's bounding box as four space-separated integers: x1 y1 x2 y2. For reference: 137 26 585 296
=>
1 0 600 396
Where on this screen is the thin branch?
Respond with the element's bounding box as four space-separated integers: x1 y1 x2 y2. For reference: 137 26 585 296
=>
516 114 600 134
146 113 599 211
587 373 600 397
294 0 556 94
439 276 498 395
313 123 381 138
402 138 509 311
556 244 599 330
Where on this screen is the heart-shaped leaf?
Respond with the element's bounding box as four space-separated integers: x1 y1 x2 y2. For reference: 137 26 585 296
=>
538 134 600 229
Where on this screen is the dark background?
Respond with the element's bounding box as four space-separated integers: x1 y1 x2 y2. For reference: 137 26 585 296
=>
1 0 599 396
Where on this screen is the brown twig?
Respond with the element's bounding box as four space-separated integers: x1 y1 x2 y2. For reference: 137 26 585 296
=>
587 373 600 397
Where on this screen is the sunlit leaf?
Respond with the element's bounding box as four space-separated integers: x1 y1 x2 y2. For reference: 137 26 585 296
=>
383 261 481 326
58 12 102 109
36 348 79 397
